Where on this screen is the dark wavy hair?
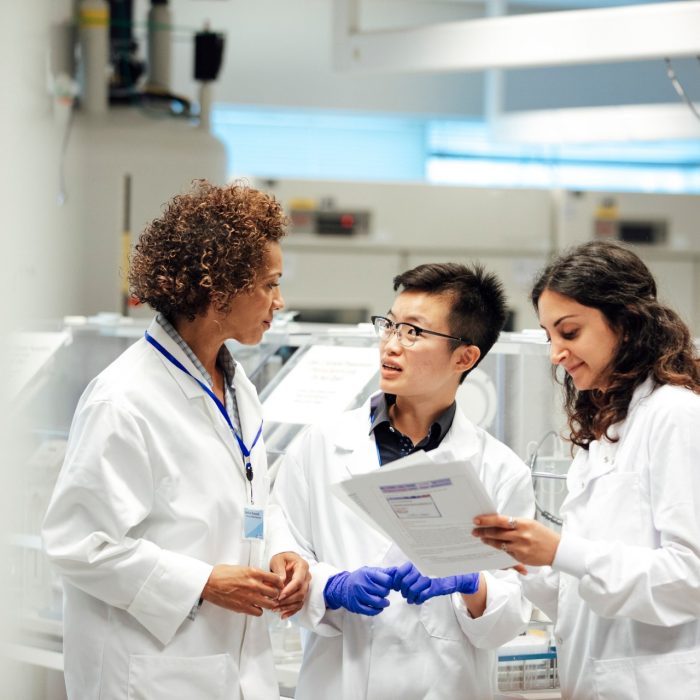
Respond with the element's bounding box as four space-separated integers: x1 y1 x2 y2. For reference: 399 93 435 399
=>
531 241 700 449
393 262 508 383
129 180 287 321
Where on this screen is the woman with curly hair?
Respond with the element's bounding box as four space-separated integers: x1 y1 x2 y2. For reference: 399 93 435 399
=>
474 241 700 700
42 180 310 700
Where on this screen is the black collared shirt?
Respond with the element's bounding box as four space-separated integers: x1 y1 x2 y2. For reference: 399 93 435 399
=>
369 393 456 466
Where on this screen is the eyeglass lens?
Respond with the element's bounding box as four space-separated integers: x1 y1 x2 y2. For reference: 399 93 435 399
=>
374 318 416 347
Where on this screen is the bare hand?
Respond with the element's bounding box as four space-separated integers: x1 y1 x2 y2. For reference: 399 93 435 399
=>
462 573 488 619
202 564 284 616
472 514 561 567
270 552 311 619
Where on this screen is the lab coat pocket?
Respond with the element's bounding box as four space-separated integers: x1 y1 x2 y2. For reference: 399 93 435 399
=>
593 649 700 700
419 597 463 641
127 652 236 700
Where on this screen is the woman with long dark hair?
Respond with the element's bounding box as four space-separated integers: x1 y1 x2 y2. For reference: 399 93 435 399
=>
475 241 700 700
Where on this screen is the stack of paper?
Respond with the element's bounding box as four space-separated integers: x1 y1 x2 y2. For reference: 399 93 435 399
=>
333 451 515 577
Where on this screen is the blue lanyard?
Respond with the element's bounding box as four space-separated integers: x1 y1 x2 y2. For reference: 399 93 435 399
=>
145 331 262 484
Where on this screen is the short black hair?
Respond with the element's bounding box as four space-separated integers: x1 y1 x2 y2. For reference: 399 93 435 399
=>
392 262 508 381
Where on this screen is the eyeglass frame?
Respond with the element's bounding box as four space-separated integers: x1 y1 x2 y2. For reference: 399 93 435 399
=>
370 315 472 348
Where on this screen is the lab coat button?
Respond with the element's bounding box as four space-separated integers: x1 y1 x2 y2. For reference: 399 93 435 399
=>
556 636 563 646
603 456 609 463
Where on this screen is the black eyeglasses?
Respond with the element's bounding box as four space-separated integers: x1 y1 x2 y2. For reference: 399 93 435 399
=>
371 315 471 349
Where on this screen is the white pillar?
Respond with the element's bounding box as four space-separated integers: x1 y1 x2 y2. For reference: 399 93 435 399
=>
79 0 109 114
199 82 212 131
148 1 172 91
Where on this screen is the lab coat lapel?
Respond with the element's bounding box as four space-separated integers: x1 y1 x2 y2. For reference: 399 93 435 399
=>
566 377 656 498
206 358 265 474
331 398 381 477
584 441 617 481
563 441 616 507
345 436 381 477
232 368 263 453
345 435 396 564
333 400 395 562
429 408 481 465
145 319 210 401
145 320 244 469
207 407 240 466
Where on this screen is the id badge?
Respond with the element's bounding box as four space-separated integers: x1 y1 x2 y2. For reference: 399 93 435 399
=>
243 506 265 541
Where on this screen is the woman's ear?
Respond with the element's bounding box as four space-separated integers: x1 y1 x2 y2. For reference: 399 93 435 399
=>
454 344 481 375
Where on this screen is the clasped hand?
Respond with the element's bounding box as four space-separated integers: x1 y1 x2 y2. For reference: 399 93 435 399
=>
323 561 479 616
392 561 480 605
203 552 310 619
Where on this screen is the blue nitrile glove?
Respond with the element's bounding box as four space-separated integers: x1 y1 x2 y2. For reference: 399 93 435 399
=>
324 566 397 616
414 573 480 604
392 561 432 605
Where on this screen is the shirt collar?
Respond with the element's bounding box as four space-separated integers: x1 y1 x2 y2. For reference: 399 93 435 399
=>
155 313 236 389
369 392 456 441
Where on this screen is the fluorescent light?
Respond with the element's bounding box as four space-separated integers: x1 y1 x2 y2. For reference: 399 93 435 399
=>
491 103 700 144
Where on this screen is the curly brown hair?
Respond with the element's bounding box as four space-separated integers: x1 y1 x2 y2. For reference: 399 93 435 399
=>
531 241 700 449
129 180 287 320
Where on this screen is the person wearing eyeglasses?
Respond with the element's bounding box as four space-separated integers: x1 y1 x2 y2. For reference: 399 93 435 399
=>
271 262 535 699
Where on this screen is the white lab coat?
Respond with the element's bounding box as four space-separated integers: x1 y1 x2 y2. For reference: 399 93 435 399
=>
42 319 297 700
522 378 700 700
272 394 535 700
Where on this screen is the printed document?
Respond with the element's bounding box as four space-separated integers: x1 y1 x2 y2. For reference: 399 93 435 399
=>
333 451 515 576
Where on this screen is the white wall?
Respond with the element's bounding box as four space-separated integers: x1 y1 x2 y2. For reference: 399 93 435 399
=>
1 2 76 321
263 178 553 330
64 113 227 315
262 178 700 335
557 189 700 331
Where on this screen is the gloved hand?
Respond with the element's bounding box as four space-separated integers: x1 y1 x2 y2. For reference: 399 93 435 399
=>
415 573 480 604
392 561 432 605
324 566 397 616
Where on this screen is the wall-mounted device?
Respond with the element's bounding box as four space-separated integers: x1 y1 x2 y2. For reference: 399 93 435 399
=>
593 197 668 245
77 0 224 119
594 217 668 245
290 205 371 236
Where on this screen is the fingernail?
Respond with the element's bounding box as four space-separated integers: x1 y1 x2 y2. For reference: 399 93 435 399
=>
473 518 481 525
